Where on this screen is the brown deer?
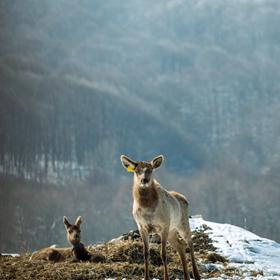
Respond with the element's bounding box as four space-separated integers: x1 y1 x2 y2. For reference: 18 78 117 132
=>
63 216 92 261
120 155 200 280
30 216 91 262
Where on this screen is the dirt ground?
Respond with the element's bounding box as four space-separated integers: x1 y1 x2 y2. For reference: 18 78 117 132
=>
0 225 243 280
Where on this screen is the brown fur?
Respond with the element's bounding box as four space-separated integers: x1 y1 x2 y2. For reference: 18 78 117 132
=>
133 180 159 208
169 191 189 205
121 155 201 280
30 216 92 262
30 247 71 262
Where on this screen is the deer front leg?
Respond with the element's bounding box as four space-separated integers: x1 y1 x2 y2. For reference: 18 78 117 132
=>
161 230 169 280
139 228 150 280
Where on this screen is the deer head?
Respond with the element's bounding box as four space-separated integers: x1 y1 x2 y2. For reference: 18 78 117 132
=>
63 216 82 246
120 155 164 188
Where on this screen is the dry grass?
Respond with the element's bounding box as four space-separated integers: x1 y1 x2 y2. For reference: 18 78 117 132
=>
1 225 244 280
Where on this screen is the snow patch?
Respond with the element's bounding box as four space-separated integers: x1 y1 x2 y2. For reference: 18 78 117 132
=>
190 217 280 279
1 253 20 257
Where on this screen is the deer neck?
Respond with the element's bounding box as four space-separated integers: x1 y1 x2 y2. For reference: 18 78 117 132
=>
72 242 84 250
72 242 92 261
133 179 159 208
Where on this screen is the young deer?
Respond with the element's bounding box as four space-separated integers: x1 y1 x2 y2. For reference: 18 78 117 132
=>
63 216 92 261
30 216 91 262
120 155 200 280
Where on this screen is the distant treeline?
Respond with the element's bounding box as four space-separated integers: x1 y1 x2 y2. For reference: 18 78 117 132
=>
0 77 202 180
1 0 280 250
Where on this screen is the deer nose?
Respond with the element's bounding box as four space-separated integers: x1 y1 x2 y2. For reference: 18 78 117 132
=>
141 178 149 184
74 234 79 239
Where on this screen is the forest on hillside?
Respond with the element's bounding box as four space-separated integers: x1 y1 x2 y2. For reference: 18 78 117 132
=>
0 0 280 252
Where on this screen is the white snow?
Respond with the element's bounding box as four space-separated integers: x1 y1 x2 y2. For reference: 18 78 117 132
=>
1 253 20 257
190 217 280 279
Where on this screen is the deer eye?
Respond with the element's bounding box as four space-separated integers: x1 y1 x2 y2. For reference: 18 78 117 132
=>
69 229 73 234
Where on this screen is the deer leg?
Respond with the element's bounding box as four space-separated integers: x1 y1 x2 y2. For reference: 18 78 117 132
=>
161 230 169 280
188 238 201 280
168 231 190 280
140 229 150 280
179 228 201 280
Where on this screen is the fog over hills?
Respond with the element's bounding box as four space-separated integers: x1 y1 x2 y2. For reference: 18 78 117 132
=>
0 0 279 251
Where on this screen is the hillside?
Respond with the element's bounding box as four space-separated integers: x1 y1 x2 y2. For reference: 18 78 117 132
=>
1 218 280 280
0 0 280 252
1 0 280 176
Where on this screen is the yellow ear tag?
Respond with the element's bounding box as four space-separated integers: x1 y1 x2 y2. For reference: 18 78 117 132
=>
127 166 135 172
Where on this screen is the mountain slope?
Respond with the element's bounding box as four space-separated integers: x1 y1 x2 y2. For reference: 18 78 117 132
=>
1 0 280 251
1 0 280 177
1 218 279 279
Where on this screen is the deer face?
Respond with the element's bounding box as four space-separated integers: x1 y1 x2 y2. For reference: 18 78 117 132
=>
63 216 82 245
120 155 164 188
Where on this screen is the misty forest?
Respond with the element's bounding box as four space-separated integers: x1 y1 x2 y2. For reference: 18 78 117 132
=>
0 0 280 254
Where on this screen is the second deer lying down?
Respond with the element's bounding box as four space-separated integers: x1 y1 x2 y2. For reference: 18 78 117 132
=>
120 155 201 280
30 216 92 262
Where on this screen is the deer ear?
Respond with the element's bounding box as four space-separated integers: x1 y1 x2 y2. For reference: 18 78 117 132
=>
151 155 164 169
63 216 71 229
120 155 137 172
75 216 82 227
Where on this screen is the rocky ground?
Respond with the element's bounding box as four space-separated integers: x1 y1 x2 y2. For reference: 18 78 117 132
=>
0 224 252 280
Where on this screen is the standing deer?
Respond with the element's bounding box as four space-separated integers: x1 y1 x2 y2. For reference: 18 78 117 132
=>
120 155 200 280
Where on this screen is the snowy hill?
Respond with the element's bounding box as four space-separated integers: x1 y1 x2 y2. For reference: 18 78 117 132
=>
1 217 279 280
190 217 280 280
